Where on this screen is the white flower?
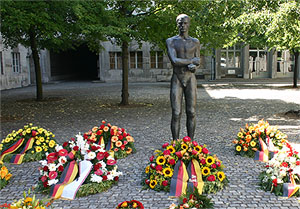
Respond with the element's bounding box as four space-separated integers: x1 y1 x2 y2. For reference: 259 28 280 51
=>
58 156 67 164
271 175 276 180
279 170 286 177
289 157 296 164
266 168 273 174
40 160 47 166
90 174 103 183
48 163 57 171
48 179 58 186
87 152 96 160
55 145 63 152
277 178 283 184
99 161 107 169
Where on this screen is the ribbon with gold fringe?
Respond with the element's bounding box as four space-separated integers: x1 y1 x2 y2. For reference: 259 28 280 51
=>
254 137 269 162
10 137 35 164
0 138 25 162
169 160 189 197
283 175 300 198
187 159 204 194
50 160 78 199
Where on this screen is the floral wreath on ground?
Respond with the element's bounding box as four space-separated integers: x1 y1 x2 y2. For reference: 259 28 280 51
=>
168 188 214 209
0 124 58 164
233 119 288 158
142 136 228 195
116 200 144 209
83 121 136 159
0 160 12 190
36 134 122 199
259 141 300 197
0 189 52 209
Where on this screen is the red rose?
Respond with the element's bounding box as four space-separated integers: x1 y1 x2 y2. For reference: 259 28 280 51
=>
207 175 216 182
41 175 47 182
216 161 221 167
150 163 156 169
91 145 99 151
189 194 194 200
202 147 209 154
182 198 188 204
183 136 191 143
169 159 175 165
121 128 125 132
58 165 64 172
162 180 168 186
163 150 171 156
97 152 105 160
100 124 105 129
63 142 68 147
192 150 198 155
192 141 198 146
104 152 110 158
123 133 127 137
47 152 58 163
114 176 119 181
162 143 169 148
94 164 100 171
145 179 150 185
118 135 124 140
102 175 108 181
123 141 128 145
96 130 101 135
200 159 206 165
73 146 79 151
43 181 48 188
110 129 115 135
155 165 163 171
272 178 278 187
149 155 154 162
296 161 300 166
58 149 68 157
175 151 183 158
107 159 117 165
32 130 37 137
281 162 288 167
211 164 217 169
71 137 75 141
120 145 125 150
43 166 49 171
49 171 58 180
83 134 88 139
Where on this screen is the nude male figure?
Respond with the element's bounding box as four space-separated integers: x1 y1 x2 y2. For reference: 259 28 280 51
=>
166 14 200 140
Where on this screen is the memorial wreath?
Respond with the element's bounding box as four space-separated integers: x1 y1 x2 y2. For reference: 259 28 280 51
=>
0 124 58 164
83 120 136 159
142 136 228 196
116 200 144 209
37 134 122 199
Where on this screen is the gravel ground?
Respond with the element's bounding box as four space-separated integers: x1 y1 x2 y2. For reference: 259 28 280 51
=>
1 79 300 209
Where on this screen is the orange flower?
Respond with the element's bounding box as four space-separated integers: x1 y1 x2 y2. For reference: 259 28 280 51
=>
115 141 122 147
92 126 98 132
103 126 109 132
5 173 12 181
126 147 132 154
126 136 134 142
245 135 252 143
111 136 119 142
0 166 8 179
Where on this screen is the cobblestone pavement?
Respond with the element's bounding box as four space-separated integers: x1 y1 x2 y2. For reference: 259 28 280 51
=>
1 79 300 209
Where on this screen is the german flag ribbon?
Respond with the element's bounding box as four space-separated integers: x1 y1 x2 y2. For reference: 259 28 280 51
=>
169 160 189 197
50 160 78 199
0 138 25 162
254 137 269 162
10 137 35 164
187 159 204 194
283 175 300 198
61 160 93 200
98 136 105 147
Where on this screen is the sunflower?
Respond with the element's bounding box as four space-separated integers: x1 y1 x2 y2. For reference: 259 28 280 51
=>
237 132 244 138
206 156 215 166
217 171 225 182
167 145 175 154
163 167 173 178
48 140 56 148
145 166 150 174
35 146 43 152
156 156 166 165
250 140 256 147
202 167 210 176
149 179 157 189
181 143 188 150
235 145 242 152
194 145 202 153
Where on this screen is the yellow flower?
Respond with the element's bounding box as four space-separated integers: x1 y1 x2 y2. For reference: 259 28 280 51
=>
24 197 32 203
121 202 128 207
35 146 43 152
22 131 26 135
250 141 256 147
44 148 48 152
236 145 242 152
206 156 215 166
5 173 12 181
0 166 8 179
149 179 157 189
194 145 202 153
4 138 10 143
217 171 225 182
145 166 150 174
49 140 56 148
40 137 45 142
167 145 175 154
163 167 173 178
237 132 243 138
156 156 166 165
181 143 188 150
26 129 31 133
31 151 35 154
202 167 210 176
36 140 41 145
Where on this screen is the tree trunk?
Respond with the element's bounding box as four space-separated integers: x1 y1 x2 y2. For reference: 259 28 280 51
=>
29 28 43 101
293 50 299 88
120 41 129 105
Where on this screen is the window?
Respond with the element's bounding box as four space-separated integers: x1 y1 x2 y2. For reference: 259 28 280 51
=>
0 52 3 74
150 51 163 69
109 52 122 69
220 45 241 68
130 51 142 69
277 51 294 73
249 48 267 72
12 52 21 73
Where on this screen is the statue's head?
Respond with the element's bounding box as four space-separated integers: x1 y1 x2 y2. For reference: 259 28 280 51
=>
176 14 190 34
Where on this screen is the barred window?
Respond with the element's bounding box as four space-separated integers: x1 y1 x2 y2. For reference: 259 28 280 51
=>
109 52 122 69
12 52 21 73
150 51 163 69
130 51 142 69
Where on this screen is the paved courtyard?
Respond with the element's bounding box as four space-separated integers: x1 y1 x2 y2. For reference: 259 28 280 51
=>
1 79 300 208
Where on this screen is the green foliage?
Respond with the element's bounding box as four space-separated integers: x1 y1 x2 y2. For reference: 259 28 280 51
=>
76 181 116 197
176 188 214 209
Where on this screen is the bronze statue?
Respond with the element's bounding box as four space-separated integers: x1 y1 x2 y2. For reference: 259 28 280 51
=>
166 14 200 140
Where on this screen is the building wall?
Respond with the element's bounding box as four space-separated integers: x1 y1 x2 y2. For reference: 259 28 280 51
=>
0 40 31 90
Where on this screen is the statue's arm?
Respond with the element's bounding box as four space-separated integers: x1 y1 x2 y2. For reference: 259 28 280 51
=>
193 39 201 66
166 38 193 66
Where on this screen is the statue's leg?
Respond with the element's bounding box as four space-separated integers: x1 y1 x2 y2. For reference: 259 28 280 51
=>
184 75 197 140
170 74 183 140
